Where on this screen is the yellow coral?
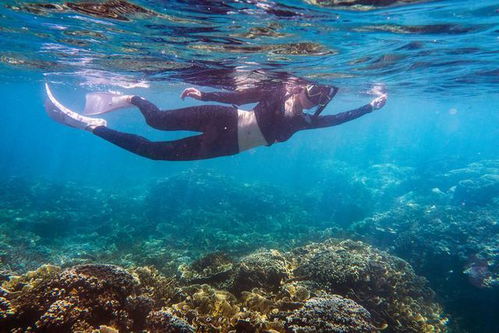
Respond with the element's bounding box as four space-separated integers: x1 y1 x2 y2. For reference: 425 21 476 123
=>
191 285 239 318
283 283 310 302
129 266 176 305
2 264 61 292
241 289 274 314
99 325 119 333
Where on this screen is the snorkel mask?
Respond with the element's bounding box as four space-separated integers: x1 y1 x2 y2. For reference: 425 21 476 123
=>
305 84 339 116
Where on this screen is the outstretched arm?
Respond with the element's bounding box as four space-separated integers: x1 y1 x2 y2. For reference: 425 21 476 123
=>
309 94 387 129
181 87 264 106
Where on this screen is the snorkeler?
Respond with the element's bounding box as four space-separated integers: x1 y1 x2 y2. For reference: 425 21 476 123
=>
44 80 386 161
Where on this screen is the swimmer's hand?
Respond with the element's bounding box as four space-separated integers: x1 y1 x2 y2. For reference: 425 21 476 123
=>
370 94 387 110
181 87 202 100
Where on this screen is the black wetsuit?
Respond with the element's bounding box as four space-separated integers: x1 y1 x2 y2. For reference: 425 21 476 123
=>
93 85 373 161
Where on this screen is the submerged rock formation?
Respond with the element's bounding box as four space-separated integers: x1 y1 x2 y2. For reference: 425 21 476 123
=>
0 264 190 332
0 239 447 332
230 249 291 295
292 239 447 332
283 295 375 332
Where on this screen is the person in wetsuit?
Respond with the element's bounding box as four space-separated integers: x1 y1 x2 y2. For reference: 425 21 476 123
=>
44 80 387 161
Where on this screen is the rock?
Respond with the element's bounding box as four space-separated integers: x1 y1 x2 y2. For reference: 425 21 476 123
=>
0 264 164 332
179 252 234 287
293 239 447 332
231 250 291 294
453 174 499 206
284 295 375 332
146 309 194 333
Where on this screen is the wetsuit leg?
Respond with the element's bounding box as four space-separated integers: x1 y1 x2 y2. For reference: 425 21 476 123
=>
92 117 238 161
131 96 236 132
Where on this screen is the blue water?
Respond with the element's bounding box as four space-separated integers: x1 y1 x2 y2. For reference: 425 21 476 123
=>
0 1 498 332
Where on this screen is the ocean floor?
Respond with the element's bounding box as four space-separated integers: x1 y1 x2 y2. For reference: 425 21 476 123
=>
0 160 497 332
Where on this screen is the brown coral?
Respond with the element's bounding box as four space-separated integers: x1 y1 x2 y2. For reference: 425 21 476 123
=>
172 284 240 330
0 264 187 332
179 252 234 287
0 240 448 333
292 239 448 332
231 249 291 295
283 295 375 332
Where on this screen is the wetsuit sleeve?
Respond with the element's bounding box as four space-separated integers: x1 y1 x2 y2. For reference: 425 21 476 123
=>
308 103 373 129
200 88 265 106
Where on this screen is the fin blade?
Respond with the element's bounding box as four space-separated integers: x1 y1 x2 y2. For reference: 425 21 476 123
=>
83 92 131 115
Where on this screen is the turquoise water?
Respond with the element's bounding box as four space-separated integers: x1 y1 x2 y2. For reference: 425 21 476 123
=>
0 1 498 332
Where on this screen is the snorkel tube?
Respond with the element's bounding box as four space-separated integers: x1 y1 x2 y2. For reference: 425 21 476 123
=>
312 85 339 117
314 86 340 117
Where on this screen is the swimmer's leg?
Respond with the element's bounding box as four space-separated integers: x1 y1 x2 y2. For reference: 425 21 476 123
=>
131 96 237 133
92 126 238 161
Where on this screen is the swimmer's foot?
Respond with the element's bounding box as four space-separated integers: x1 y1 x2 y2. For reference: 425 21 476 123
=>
45 83 107 131
83 92 133 115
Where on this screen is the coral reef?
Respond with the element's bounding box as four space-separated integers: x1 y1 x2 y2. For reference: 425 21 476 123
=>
230 249 291 295
179 252 234 287
293 239 447 333
141 171 320 260
0 171 318 275
351 203 499 289
129 266 178 307
304 161 416 226
0 160 497 331
146 309 194 333
171 284 241 331
0 264 187 332
282 295 375 332
351 202 498 332
0 239 447 332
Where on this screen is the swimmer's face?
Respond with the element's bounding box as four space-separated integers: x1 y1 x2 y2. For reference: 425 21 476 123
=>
297 87 317 109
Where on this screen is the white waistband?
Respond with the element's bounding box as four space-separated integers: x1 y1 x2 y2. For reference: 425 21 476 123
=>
237 109 267 152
